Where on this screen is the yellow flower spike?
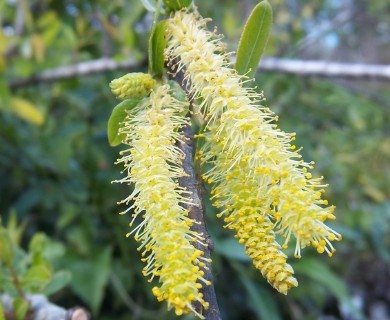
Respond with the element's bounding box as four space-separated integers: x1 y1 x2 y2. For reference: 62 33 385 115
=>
114 84 209 318
110 72 156 100
243 213 297 293
166 9 341 293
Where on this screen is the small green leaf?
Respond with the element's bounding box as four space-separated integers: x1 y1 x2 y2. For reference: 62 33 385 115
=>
29 233 46 255
5 210 25 246
44 270 72 295
149 20 168 77
163 0 191 11
21 265 52 292
107 99 141 146
13 298 29 320
0 228 14 265
235 0 273 79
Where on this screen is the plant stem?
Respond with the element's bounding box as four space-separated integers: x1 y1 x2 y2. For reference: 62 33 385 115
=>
9 265 25 299
178 124 222 320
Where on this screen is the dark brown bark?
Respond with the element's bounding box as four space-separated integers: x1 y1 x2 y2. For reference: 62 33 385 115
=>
178 124 222 320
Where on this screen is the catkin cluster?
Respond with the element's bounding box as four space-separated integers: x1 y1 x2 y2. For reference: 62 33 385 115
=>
111 6 341 319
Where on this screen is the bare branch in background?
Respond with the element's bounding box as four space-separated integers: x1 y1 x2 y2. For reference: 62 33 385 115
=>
8 57 390 90
9 57 144 89
259 57 390 80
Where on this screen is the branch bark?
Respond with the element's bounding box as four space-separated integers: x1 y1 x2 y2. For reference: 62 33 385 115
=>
178 125 222 320
9 57 390 90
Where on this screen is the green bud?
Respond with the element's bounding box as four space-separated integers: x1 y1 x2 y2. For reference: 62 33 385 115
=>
110 73 156 100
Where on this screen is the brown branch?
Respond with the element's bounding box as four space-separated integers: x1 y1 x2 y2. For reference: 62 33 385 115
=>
9 264 25 299
178 124 222 320
8 57 390 90
170 57 221 319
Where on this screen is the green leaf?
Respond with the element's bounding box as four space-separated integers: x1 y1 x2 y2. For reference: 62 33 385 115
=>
149 20 168 77
230 261 282 320
5 210 25 246
107 98 140 146
0 228 14 266
13 298 29 320
292 258 364 320
29 232 64 262
67 247 112 315
21 264 52 292
9 97 45 126
214 238 250 262
163 0 191 11
235 0 273 79
239 271 282 320
44 270 72 295
29 233 46 256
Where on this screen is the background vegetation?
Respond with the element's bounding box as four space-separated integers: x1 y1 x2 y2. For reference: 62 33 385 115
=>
1 0 390 319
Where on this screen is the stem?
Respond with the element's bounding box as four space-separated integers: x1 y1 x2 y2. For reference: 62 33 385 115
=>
178 124 222 320
9 264 25 299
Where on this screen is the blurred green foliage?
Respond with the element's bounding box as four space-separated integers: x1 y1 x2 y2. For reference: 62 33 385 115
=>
0 213 71 319
1 0 390 319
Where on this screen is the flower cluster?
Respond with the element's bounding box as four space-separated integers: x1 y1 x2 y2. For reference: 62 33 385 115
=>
111 5 342 318
166 9 341 294
114 84 210 317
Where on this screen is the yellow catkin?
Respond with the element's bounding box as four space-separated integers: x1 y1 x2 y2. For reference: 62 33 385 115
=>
110 72 156 100
166 9 341 292
211 152 298 293
114 84 209 318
